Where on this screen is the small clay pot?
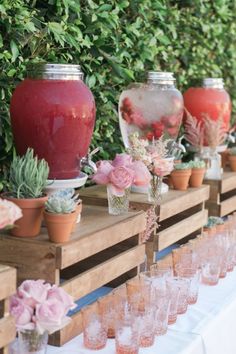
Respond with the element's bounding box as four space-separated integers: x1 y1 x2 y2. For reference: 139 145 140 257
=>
44 211 77 243
203 226 216 236
215 224 225 232
189 168 206 188
170 169 192 191
229 155 236 172
3 194 47 237
220 149 229 169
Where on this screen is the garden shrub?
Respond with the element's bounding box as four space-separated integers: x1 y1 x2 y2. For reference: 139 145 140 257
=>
0 0 236 189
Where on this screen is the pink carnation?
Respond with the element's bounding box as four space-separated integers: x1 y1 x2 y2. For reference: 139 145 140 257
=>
132 161 151 186
18 280 51 307
0 198 22 230
109 166 134 195
34 298 68 334
10 295 35 330
47 286 76 316
112 153 133 168
92 161 114 185
153 158 174 177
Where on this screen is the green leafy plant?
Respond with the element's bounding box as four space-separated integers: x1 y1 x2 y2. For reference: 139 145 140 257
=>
229 147 236 155
189 160 206 169
8 148 49 198
174 162 191 170
45 194 79 214
204 216 224 228
1 0 236 191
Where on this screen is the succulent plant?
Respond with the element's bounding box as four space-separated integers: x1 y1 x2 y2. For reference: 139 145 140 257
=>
174 162 191 170
204 216 224 228
9 148 49 199
45 192 80 214
189 160 205 169
229 147 236 156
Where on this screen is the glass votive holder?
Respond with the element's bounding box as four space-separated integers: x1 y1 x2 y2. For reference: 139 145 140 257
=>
98 293 120 338
115 313 140 354
82 304 107 350
201 261 221 286
155 296 170 336
150 263 173 278
136 305 156 348
175 265 201 305
126 277 151 310
173 277 190 315
166 278 180 325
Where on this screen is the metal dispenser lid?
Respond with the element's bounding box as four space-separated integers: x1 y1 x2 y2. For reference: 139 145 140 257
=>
203 78 224 89
27 63 84 80
147 71 176 84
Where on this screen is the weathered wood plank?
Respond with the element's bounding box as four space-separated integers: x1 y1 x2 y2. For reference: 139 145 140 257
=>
58 209 146 269
221 171 236 193
220 195 236 216
157 209 208 250
0 316 15 349
61 244 145 299
0 267 16 301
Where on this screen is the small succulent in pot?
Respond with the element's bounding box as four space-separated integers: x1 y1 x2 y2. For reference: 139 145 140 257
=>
228 147 236 171
171 162 191 191
44 191 81 243
2 148 49 237
189 160 206 188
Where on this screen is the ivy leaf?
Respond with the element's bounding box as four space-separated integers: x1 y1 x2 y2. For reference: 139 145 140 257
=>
10 40 19 62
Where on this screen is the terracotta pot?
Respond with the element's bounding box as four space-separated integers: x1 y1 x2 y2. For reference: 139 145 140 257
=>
3 195 47 237
189 168 206 188
72 203 83 233
229 155 236 172
170 169 192 191
44 211 77 243
220 149 229 169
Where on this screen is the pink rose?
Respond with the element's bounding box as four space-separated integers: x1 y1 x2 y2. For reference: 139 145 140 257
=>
112 153 133 168
92 161 114 185
47 286 76 315
35 298 69 334
18 280 51 307
132 161 152 186
109 166 134 195
153 158 174 177
0 198 22 229
10 295 35 330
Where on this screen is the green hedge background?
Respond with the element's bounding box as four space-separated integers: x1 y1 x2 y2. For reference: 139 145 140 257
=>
1 0 236 188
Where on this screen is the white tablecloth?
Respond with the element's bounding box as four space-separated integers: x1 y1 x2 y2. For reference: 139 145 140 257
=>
47 269 236 354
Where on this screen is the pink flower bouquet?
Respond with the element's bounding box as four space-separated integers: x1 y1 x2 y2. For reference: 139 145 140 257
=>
92 153 151 196
10 279 76 335
0 198 22 230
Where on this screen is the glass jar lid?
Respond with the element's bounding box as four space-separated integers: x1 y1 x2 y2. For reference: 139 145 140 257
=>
147 71 176 84
203 78 224 89
27 63 84 80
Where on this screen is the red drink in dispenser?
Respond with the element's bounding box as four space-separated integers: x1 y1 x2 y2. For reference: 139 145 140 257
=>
184 78 231 134
10 64 96 179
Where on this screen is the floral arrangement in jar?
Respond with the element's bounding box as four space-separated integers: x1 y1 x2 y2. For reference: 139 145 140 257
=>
92 153 151 215
127 133 174 204
10 279 76 353
0 198 22 230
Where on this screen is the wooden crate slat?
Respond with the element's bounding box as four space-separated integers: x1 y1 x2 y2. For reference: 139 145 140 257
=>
157 209 208 250
61 244 145 299
159 186 209 221
221 171 236 193
0 267 16 301
220 195 236 217
0 237 58 285
0 316 15 349
58 211 146 269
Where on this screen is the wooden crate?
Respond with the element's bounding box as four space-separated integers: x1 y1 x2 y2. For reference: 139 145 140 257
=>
80 185 209 268
0 265 16 354
204 170 236 217
0 205 146 346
